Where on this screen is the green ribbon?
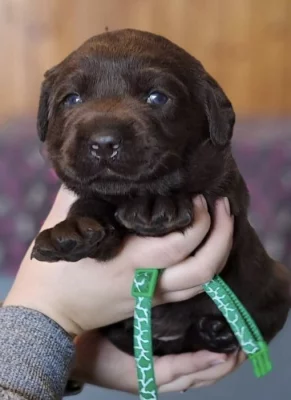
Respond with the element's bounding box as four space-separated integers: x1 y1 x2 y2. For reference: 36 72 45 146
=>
204 275 272 377
132 271 272 400
132 269 160 400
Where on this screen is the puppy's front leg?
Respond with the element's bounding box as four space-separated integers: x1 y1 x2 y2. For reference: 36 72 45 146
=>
31 197 123 262
115 194 193 236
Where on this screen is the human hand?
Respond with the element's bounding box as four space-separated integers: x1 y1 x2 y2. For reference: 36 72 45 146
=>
4 187 233 337
71 331 245 393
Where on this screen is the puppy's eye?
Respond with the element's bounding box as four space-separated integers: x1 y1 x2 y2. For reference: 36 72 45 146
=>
63 93 82 106
146 91 168 106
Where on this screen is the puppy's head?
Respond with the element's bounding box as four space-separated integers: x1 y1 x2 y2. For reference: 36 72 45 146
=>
38 29 235 196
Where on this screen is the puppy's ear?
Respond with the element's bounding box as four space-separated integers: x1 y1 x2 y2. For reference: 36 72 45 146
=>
37 79 51 142
37 66 58 142
203 75 235 147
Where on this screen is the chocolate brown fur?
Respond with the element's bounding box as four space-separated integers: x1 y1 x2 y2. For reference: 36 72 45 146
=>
32 29 290 355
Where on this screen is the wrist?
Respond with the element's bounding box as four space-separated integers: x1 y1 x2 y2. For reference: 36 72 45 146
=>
4 290 82 338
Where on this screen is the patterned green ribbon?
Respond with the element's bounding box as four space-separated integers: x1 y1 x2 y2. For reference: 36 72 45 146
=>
132 269 160 400
203 275 272 377
132 271 272 400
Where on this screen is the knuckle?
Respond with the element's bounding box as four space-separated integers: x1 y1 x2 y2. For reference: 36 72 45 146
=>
165 242 184 264
166 359 183 381
159 357 181 383
157 235 187 265
200 268 214 284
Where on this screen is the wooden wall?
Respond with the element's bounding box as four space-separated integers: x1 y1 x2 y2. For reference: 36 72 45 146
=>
0 0 291 124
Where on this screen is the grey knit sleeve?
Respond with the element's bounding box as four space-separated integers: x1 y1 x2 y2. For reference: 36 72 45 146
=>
0 306 75 400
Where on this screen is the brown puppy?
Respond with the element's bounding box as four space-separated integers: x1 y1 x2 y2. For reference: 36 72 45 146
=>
32 29 290 355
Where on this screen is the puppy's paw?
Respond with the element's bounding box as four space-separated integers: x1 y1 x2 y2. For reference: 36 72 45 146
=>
196 316 239 353
31 217 121 262
115 195 193 236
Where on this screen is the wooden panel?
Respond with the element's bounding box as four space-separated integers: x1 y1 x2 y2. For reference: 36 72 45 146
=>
0 0 290 124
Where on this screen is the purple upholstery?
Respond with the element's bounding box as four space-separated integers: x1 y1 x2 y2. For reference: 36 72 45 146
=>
0 118 290 276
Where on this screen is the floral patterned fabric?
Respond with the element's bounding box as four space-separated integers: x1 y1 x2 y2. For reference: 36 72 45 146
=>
0 118 290 276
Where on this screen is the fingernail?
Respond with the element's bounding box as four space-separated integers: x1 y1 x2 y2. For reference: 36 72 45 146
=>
201 196 208 209
195 195 207 209
223 197 231 215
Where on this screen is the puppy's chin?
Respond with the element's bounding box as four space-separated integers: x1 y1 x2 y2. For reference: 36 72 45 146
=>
55 155 184 197
81 168 185 196
54 148 183 189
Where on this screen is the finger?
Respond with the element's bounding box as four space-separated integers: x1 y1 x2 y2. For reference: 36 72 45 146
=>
159 352 236 393
196 198 233 276
41 186 77 230
159 376 215 393
238 350 247 364
159 375 195 393
54 185 77 208
123 196 211 268
153 285 204 306
190 379 216 389
186 351 238 382
233 351 246 371
154 350 226 390
159 198 233 292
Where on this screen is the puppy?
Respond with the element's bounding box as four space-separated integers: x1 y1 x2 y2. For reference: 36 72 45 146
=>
32 29 290 355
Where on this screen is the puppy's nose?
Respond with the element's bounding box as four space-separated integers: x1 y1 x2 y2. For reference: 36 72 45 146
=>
90 135 121 159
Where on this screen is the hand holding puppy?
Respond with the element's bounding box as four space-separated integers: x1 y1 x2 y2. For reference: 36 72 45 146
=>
5 187 233 337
